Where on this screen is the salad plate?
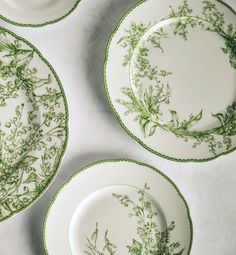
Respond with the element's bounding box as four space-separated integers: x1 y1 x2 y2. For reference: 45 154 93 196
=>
43 159 192 255
0 0 81 27
0 27 68 221
104 0 236 162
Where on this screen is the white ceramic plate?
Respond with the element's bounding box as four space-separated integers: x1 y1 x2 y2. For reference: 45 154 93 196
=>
43 159 193 255
104 0 236 162
0 0 80 27
0 27 68 221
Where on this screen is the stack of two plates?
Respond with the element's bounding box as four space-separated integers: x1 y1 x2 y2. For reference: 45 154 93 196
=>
44 0 236 254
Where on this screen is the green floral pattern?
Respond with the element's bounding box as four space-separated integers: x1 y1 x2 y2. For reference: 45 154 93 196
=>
85 184 184 255
85 223 117 255
0 29 67 221
117 0 236 156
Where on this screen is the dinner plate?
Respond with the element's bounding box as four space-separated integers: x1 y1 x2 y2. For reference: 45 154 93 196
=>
0 0 80 27
0 27 68 221
43 159 193 255
104 0 236 162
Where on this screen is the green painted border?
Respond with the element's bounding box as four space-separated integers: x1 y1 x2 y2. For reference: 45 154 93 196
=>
103 0 236 163
42 158 193 255
0 26 69 222
0 0 81 27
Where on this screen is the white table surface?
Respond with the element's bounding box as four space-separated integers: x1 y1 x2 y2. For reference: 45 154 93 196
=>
0 0 236 254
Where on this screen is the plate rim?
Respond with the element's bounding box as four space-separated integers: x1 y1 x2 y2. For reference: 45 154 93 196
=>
0 0 81 27
42 158 193 255
103 0 236 163
0 26 69 222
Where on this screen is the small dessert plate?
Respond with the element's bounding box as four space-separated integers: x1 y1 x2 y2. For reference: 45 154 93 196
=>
0 0 80 27
104 0 236 162
43 159 193 255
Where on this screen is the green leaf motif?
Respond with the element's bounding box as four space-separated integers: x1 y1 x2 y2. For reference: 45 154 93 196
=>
213 102 236 136
117 0 236 156
118 22 153 66
85 223 117 255
170 111 180 128
127 239 142 255
20 156 38 166
23 172 37 184
0 29 67 221
84 184 184 255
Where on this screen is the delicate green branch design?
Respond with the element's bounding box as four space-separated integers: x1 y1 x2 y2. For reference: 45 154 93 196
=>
0 30 66 220
117 0 236 155
166 0 236 68
118 22 153 66
113 184 183 255
85 223 117 255
85 184 184 255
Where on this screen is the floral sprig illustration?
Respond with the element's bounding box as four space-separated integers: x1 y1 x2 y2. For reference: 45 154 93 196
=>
166 0 236 68
85 223 117 255
85 184 184 255
117 0 236 155
0 30 66 220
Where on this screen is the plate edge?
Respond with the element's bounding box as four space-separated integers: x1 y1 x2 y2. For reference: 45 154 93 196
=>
42 158 193 255
103 0 236 163
0 26 69 222
0 0 81 27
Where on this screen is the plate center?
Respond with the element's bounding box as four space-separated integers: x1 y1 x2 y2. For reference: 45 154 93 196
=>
69 185 166 255
130 17 236 132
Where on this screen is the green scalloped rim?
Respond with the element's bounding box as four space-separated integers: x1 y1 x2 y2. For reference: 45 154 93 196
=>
42 158 193 255
0 0 81 27
103 0 236 163
0 26 69 222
